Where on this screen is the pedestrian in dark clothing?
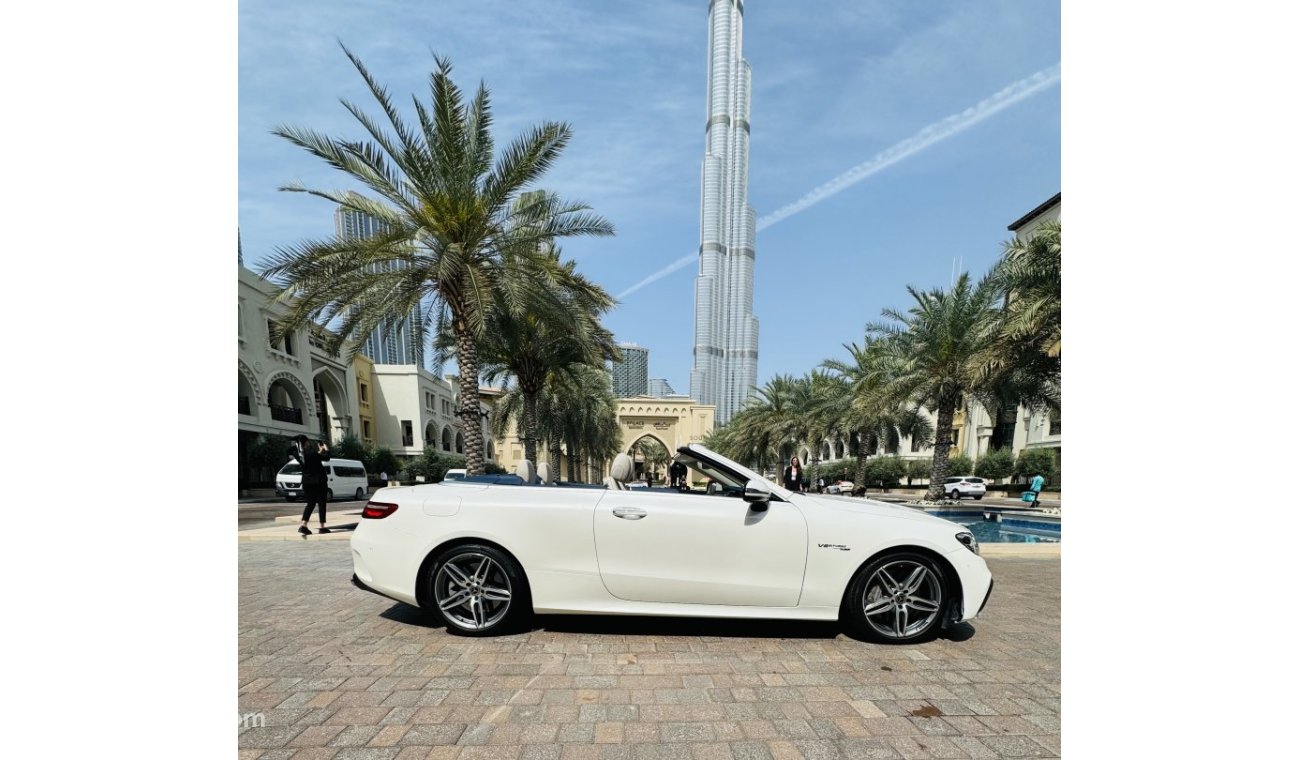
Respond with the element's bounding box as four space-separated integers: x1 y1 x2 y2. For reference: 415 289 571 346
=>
290 434 331 536
782 456 806 493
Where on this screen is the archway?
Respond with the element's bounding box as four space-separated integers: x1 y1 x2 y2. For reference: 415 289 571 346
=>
238 360 261 419
312 368 349 444
455 431 464 454
441 426 453 452
266 373 309 426
627 434 672 484
425 421 437 449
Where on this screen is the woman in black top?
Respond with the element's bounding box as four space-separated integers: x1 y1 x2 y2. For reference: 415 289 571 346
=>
782 456 805 493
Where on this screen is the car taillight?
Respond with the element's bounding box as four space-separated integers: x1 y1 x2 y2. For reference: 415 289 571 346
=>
362 502 399 519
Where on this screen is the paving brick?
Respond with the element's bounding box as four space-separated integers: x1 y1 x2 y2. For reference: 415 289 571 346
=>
240 545 1059 760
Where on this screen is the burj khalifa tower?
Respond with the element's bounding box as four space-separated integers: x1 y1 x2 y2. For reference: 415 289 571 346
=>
689 0 758 426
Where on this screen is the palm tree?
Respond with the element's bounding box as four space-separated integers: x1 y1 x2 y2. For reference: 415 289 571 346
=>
257 47 613 475
867 272 1002 500
821 339 934 490
437 211 617 467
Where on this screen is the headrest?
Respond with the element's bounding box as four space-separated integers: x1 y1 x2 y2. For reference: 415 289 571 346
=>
610 453 635 483
515 459 536 483
536 462 552 485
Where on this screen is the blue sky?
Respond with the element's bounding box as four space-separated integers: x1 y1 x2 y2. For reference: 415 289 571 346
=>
239 0 1060 395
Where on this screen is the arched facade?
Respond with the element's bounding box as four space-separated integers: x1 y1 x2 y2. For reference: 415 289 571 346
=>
442 425 454 452
312 367 349 443
265 371 313 428
238 360 262 419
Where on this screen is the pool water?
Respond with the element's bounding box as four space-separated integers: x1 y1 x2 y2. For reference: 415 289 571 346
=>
960 518 1060 544
920 509 1061 543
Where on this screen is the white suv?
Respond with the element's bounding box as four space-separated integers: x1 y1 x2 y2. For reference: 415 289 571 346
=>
943 476 986 500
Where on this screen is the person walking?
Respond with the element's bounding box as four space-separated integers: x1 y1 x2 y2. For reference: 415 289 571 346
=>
290 435 331 536
1029 472 1046 508
782 456 806 493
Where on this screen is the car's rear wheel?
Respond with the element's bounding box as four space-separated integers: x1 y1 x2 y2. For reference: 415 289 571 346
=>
326 489 333 502
949 490 961 500
427 544 530 636
354 487 365 501
843 552 948 643
974 495 983 501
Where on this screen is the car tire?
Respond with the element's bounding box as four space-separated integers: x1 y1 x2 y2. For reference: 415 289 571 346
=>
354 487 365 501
285 496 297 502
843 551 948 644
949 490 961 500
974 495 983 501
326 489 334 502
426 544 531 636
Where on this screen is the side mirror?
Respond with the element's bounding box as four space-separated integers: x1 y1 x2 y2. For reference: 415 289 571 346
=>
743 479 772 511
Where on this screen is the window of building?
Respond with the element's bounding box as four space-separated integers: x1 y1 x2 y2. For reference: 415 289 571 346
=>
238 302 244 337
363 420 371 439
401 420 413 447
910 436 922 453
1049 410 1061 436
359 384 368 402
951 429 959 448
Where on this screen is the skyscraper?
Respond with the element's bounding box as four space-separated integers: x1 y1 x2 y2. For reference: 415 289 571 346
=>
647 378 677 398
334 207 423 367
689 0 758 426
610 343 650 398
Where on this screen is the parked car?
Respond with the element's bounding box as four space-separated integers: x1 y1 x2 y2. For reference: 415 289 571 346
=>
825 480 855 495
443 468 467 482
277 458 369 502
942 476 986 500
351 443 993 643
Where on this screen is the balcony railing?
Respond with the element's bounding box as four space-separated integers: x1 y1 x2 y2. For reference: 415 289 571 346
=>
269 405 303 424
239 396 251 416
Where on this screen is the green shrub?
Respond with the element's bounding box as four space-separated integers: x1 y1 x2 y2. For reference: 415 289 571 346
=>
1015 448 1058 481
946 453 974 476
370 446 400 479
484 462 507 475
906 458 932 485
975 448 1015 482
863 456 907 490
336 433 367 462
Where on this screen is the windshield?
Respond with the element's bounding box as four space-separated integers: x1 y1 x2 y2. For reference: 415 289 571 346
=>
279 464 302 475
672 443 791 497
444 472 466 481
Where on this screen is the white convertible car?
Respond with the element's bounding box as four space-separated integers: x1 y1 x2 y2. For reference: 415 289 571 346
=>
351 444 993 643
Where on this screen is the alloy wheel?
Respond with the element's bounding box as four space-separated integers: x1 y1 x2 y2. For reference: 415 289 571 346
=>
433 552 513 631
860 560 943 640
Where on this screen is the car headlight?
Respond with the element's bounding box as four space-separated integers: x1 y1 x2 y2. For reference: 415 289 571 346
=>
956 531 980 556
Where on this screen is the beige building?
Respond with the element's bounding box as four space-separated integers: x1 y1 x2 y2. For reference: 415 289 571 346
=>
238 265 361 484
369 364 496 464
493 395 716 482
238 265 360 443
354 354 377 447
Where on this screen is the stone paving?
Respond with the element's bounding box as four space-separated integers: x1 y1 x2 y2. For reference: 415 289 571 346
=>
240 542 1060 759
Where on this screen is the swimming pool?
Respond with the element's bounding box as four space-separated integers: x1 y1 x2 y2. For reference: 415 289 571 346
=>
923 509 1061 543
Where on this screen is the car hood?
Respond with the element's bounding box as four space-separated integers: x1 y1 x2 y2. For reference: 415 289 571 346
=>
798 493 965 528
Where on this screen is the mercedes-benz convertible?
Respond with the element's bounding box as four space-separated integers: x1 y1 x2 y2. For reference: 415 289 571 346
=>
350 443 993 643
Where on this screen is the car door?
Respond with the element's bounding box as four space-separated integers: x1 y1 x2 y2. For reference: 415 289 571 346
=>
593 489 809 606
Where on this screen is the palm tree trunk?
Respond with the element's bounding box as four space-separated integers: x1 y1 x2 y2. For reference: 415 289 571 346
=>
453 322 485 476
521 392 539 466
855 427 869 491
926 403 957 500
548 441 562 484
568 448 579 484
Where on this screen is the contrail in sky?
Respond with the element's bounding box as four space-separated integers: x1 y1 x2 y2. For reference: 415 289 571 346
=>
615 63 1061 300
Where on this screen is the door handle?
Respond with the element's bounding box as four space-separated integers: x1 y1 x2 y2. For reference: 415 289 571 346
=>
612 507 647 520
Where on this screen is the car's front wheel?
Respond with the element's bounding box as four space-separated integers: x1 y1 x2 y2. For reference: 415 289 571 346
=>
844 552 948 643
427 544 530 636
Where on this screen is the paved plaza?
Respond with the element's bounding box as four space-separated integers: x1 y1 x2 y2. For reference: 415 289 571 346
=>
239 542 1060 759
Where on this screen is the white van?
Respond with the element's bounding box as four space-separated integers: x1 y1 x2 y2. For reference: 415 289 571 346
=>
443 468 467 482
276 458 370 502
